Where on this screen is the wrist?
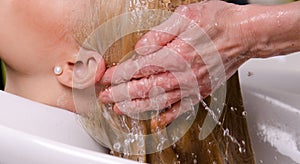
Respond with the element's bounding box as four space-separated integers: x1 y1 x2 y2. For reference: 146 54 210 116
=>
241 2 300 58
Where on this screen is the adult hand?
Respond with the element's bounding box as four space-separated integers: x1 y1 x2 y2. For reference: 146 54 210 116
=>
99 1 253 124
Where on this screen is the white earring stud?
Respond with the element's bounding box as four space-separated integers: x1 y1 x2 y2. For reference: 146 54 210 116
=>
54 66 63 75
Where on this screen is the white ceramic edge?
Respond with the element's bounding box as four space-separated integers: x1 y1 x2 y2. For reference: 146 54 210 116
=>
0 124 139 164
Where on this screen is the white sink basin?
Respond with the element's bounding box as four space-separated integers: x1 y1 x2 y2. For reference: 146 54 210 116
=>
0 91 138 164
239 52 300 164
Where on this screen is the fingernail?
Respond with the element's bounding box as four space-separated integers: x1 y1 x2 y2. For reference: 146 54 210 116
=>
135 44 150 55
99 91 110 104
100 76 110 85
113 104 123 115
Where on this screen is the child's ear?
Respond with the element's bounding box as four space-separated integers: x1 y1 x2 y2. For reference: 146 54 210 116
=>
55 49 106 89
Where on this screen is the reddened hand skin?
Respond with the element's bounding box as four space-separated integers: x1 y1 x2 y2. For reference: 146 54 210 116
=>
99 1 300 124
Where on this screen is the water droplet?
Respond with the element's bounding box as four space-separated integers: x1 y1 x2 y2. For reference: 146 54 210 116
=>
238 147 243 153
123 152 130 158
160 136 167 143
205 106 210 111
224 156 229 162
185 111 195 121
127 133 135 143
138 157 144 162
247 71 254 77
103 110 111 120
124 139 130 146
217 108 221 114
242 140 246 145
274 156 278 160
172 136 179 142
259 159 264 163
198 125 202 131
172 144 176 149
207 149 211 154
193 159 197 164
113 142 121 151
157 143 163 152
230 107 235 111
223 128 229 137
138 149 145 155
242 111 248 117
138 139 145 147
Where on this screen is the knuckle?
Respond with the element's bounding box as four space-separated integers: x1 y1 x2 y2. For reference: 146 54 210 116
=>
174 5 184 13
175 5 190 16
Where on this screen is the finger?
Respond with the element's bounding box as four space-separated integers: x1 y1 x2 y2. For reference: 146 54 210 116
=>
135 11 190 55
100 64 165 85
100 66 114 85
101 46 191 86
99 72 180 104
151 98 197 128
100 66 203 104
113 89 183 115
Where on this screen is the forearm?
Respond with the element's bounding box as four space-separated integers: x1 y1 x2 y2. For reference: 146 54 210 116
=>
242 1 300 58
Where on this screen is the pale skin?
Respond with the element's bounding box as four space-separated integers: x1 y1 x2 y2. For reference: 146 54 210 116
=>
0 0 106 113
99 1 300 124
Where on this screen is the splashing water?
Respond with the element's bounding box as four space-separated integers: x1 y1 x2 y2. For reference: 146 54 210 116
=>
75 0 255 163
199 100 247 155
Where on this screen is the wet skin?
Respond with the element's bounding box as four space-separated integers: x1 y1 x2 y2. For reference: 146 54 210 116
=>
99 1 300 124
